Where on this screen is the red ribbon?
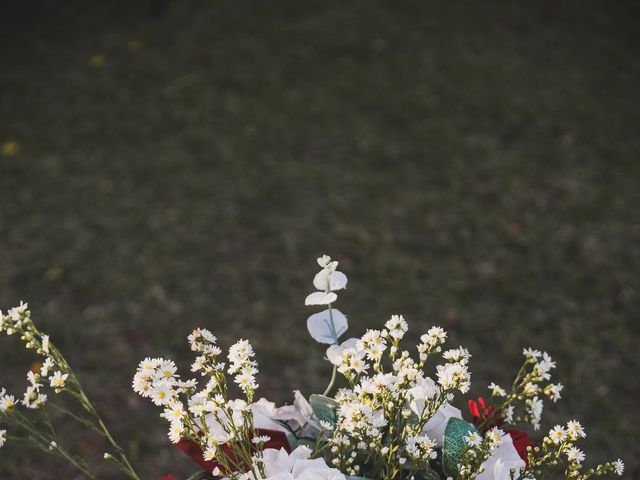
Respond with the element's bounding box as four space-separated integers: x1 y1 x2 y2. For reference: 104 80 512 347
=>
468 396 495 424
467 395 535 464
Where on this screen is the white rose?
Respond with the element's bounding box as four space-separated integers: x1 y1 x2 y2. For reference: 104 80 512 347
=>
260 446 346 480
476 436 525 480
421 403 462 446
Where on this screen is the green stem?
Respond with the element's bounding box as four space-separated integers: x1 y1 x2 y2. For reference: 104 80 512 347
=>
323 365 337 396
322 303 339 396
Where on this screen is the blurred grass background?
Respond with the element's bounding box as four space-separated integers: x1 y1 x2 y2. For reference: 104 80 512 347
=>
1 1 639 478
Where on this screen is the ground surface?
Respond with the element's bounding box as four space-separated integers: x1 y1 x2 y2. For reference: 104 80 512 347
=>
1 1 639 478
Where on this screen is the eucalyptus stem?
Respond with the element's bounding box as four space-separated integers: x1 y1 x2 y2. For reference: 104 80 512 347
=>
323 365 338 396
322 304 339 396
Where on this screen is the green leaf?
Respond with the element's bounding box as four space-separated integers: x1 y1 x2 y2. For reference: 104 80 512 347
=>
443 417 478 478
309 394 339 426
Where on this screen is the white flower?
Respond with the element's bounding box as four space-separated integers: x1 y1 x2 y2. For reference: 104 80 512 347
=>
486 427 505 448
420 327 447 348
476 435 525 480
522 348 541 360
535 353 556 380
260 446 346 480
566 420 586 439
203 445 217 461
154 360 178 383
465 431 482 447
49 371 68 389
228 339 255 369
0 429 6 448
168 422 184 444
132 371 152 397
385 315 408 340
150 381 175 406
614 459 624 476
442 347 471 364
504 405 515 423
545 383 563 402
408 377 438 416
567 447 585 464
488 382 506 397
527 396 543 430
436 362 471 393
41 335 50 353
161 401 186 423
235 371 258 390
406 435 437 460
326 338 359 366
0 393 16 412
40 358 55 377
549 425 567 444
252 434 271 444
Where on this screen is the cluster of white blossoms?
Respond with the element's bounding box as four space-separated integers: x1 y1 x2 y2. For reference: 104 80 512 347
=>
511 420 624 479
0 303 72 447
300 256 624 480
322 312 471 479
458 426 525 480
1 303 141 479
228 339 259 397
133 329 271 476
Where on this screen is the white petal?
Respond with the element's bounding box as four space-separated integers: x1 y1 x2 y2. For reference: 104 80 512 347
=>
307 309 348 344
328 271 347 291
305 292 337 306
340 338 358 349
326 338 358 365
313 270 347 291
326 345 344 365
475 436 525 480
421 403 462 446
313 270 331 290
317 255 331 268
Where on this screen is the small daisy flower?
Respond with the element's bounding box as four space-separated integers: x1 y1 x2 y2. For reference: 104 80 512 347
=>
203 446 218 461
49 371 68 389
567 447 585 464
251 435 271 444
614 459 624 476
567 420 586 439
549 425 567 444
168 422 184 444
465 431 482 447
488 382 507 397
0 394 16 412
41 335 50 354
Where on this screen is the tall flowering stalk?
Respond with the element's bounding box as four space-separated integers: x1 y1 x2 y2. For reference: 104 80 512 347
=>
133 330 266 479
0 303 140 479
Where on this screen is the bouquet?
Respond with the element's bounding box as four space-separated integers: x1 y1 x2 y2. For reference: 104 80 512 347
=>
0 255 625 480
